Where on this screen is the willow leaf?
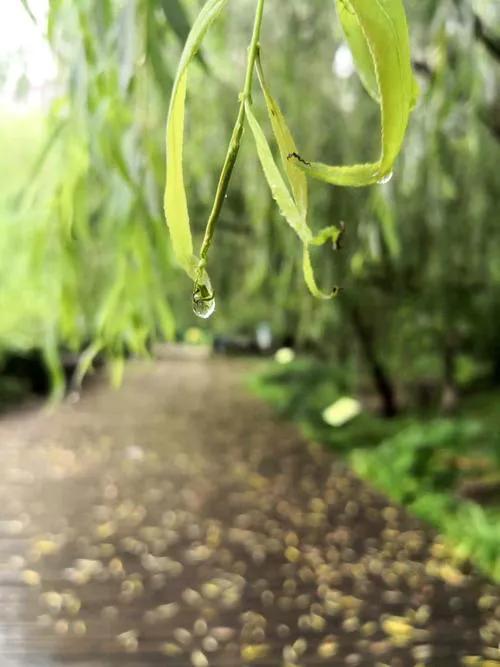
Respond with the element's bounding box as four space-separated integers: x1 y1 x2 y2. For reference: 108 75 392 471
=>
290 0 418 186
74 340 104 388
303 248 339 300
310 225 343 248
245 102 311 245
256 58 308 217
305 226 342 300
159 0 192 46
246 102 338 300
164 0 229 279
20 0 36 23
336 0 379 102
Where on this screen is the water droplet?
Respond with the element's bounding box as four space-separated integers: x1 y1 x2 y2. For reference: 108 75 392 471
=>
377 171 393 185
192 282 216 319
193 297 216 319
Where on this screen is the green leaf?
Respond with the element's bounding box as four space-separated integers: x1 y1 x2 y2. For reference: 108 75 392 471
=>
245 101 311 245
159 0 207 68
290 0 419 186
147 6 174 90
256 57 308 217
109 355 125 388
15 119 67 207
20 0 36 24
310 225 344 248
336 0 379 102
303 247 339 300
159 0 191 43
74 341 104 389
43 332 65 401
373 189 400 258
245 101 338 300
164 0 229 280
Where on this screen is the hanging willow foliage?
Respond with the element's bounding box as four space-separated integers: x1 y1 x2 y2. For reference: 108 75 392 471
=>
164 0 418 317
12 0 191 393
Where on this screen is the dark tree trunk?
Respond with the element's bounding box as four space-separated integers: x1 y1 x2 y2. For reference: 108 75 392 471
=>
348 304 399 418
441 338 459 414
491 349 500 386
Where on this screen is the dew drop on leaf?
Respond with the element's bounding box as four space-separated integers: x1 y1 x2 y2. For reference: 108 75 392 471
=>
193 297 216 319
192 282 216 320
377 171 393 185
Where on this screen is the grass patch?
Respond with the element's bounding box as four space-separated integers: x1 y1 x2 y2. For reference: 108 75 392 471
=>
249 358 500 581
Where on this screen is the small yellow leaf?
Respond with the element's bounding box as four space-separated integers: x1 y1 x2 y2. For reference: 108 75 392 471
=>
241 644 270 661
22 570 41 587
285 546 300 563
382 616 414 644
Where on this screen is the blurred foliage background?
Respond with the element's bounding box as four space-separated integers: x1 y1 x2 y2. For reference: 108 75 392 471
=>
1 0 500 573
1 0 499 403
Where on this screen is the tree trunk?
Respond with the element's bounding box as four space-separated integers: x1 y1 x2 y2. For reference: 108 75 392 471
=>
441 338 459 414
348 304 399 418
491 347 500 386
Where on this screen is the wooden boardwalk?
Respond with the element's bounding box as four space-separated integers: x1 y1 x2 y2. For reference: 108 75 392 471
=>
0 357 499 666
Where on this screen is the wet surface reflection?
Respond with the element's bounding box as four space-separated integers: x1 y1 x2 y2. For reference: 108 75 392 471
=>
0 358 499 666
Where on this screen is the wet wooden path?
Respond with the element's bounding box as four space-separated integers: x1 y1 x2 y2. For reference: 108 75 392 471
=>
0 357 499 666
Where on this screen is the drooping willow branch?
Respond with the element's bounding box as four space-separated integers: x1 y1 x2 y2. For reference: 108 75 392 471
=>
197 0 265 268
164 0 418 318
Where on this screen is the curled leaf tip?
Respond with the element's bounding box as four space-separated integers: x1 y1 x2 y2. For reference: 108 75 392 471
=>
311 225 345 249
303 247 341 300
334 221 347 250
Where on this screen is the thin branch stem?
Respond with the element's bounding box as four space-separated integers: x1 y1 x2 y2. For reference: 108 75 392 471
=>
197 0 265 271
